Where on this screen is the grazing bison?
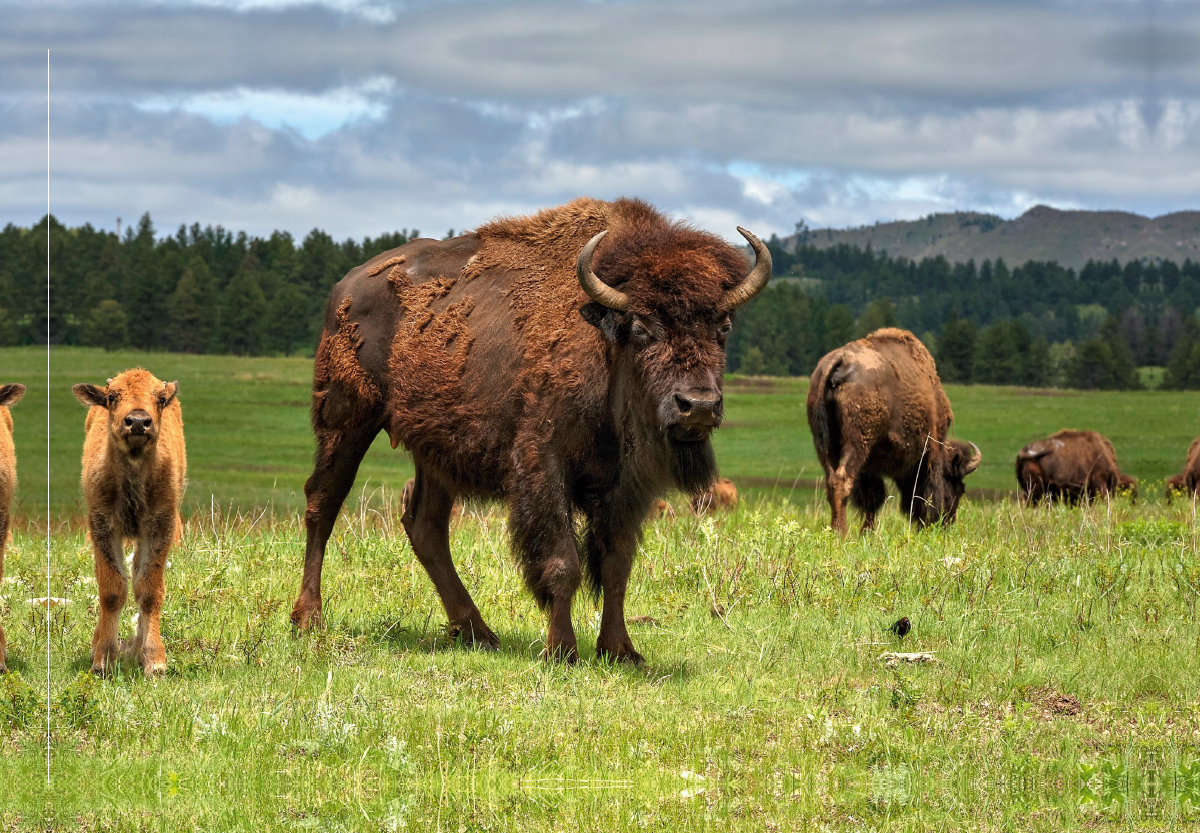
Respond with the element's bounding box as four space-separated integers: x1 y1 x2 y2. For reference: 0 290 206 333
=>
1016 429 1134 506
690 478 737 514
1165 437 1200 503
290 198 771 663
73 370 187 677
0 383 26 672
808 328 981 534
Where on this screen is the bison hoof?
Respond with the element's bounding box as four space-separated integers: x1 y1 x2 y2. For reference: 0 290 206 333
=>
596 640 645 666
142 659 166 678
290 602 322 631
447 620 500 651
541 642 579 664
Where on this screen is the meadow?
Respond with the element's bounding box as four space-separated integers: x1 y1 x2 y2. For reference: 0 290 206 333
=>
0 347 1198 830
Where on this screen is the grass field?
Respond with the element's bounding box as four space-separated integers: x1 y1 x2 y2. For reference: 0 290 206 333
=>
3 346 1199 517
1 347 1199 830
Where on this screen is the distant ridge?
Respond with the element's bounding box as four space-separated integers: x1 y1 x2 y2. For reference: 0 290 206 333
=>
791 206 1200 270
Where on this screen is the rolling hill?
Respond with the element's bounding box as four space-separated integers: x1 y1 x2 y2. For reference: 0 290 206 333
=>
792 205 1200 269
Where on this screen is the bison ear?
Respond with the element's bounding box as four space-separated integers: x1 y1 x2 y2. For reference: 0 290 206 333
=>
580 302 620 343
158 381 179 408
0 383 25 407
72 383 108 408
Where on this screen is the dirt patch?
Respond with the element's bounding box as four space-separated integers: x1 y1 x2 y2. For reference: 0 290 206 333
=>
1029 686 1083 717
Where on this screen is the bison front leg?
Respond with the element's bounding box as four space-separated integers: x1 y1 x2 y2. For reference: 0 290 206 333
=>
511 470 581 662
584 504 644 665
291 421 378 630
129 517 173 677
402 467 498 650
89 516 127 676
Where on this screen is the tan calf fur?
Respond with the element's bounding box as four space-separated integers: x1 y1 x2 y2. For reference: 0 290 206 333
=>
0 383 27 672
73 370 186 677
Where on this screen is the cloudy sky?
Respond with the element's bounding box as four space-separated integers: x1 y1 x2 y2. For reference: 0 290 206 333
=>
2 0 1198 242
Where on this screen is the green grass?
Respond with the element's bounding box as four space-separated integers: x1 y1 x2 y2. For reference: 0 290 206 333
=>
4 501 1199 830
1 347 1198 829
5 347 1198 516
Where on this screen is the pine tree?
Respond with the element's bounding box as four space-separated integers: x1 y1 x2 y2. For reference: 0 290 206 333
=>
266 282 312 356
220 257 267 355
937 313 977 384
82 300 130 352
168 263 207 353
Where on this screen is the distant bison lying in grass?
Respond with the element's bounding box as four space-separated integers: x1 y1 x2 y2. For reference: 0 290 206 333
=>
1016 429 1135 506
690 478 737 514
808 328 981 535
74 370 187 677
0 383 26 672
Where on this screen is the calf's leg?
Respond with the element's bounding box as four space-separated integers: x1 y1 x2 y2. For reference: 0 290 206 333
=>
0 510 7 672
129 514 174 677
89 516 127 676
291 422 379 629
402 467 498 649
851 474 888 533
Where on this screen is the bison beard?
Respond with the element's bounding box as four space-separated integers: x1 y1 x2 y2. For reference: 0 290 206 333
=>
290 197 770 664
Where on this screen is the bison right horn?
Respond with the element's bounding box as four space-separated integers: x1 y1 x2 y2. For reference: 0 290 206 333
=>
576 230 630 311
723 227 773 310
962 441 982 475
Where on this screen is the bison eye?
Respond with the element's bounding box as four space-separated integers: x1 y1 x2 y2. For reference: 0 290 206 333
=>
106 393 117 406
718 319 732 336
629 318 652 344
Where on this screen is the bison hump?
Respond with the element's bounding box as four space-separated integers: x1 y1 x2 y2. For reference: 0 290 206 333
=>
1018 439 1062 460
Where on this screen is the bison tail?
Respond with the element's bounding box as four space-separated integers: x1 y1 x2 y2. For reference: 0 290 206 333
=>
809 357 843 469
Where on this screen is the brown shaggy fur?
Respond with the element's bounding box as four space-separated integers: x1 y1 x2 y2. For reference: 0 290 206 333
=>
808 328 980 534
1165 437 1200 503
690 478 738 514
291 198 765 664
1016 429 1134 506
73 369 187 677
0 383 26 672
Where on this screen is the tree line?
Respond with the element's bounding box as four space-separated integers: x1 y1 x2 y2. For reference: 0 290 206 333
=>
1 214 420 356
4 214 1200 389
725 235 1200 390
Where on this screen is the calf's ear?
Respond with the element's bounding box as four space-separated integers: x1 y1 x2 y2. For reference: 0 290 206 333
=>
158 381 179 408
579 302 620 343
0 383 25 407
72 383 108 408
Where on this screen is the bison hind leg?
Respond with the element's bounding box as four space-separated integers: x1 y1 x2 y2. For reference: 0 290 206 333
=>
851 475 888 532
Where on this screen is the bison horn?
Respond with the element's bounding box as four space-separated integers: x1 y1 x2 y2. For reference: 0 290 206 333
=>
576 230 630 311
962 441 982 475
723 227 773 310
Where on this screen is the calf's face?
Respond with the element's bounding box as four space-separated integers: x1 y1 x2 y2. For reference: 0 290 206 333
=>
73 371 178 457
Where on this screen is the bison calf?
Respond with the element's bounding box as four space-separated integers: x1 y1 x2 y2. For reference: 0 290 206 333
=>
73 370 186 677
1016 430 1134 506
808 328 981 534
0 383 26 672
690 478 737 514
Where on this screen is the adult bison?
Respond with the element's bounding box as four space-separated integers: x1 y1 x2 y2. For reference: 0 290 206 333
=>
1165 437 1200 502
290 198 771 663
807 328 981 534
1015 430 1135 506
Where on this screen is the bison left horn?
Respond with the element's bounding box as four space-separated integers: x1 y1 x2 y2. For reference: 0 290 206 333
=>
963 441 982 475
576 230 630 311
724 227 773 310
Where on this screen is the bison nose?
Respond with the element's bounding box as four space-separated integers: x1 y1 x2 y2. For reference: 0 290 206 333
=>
674 393 722 426
124 412 153 433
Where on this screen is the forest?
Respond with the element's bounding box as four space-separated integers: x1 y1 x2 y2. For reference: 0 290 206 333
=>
5 214 1200 389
